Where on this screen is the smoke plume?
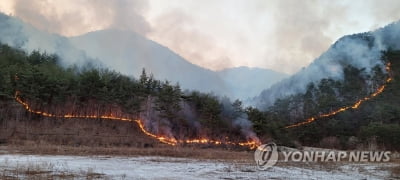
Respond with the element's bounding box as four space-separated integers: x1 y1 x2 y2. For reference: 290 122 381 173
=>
254 21 400 109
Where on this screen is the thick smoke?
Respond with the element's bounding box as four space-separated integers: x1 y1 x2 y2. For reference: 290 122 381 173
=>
254 21 400 109
138 94 260 143
3 0 400 75
232 113 260 143
220 97 260 143
11 0 151 36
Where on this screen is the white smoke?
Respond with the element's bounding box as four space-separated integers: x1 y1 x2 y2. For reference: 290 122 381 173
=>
220 97 260 142
0 13 94 67
254 21 400 109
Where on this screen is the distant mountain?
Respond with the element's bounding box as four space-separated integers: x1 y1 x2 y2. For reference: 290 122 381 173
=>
217 67 288 101
69 30 288 100
0 13 287 100
253 21 400 109
69 29 229 96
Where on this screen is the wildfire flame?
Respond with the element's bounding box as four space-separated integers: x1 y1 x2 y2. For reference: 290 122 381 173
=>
14 91 260 149
285 62 393 129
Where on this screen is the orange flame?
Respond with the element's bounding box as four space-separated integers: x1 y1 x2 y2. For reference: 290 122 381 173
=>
285 62 393 129
14 91 260 149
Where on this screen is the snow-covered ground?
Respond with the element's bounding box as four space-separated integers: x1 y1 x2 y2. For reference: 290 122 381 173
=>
0 154 396 179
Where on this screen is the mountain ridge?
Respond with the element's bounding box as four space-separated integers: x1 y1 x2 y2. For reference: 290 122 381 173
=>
253 20 400 109
0 13 287 100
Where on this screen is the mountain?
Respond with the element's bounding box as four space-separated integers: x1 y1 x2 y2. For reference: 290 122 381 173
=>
69 30 288 100
248 21 400 149
249 50 400 149
0 13 91 67
0 13 286 100
216 67 288 101
0 41 263 148
253 21 400 109
69 29 229 96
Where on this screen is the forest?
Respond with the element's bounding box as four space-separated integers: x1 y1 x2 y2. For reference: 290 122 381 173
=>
0 43 255 147
1 42 400 150
250 50 400 150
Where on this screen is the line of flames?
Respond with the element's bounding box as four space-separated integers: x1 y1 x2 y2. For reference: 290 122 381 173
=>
285 62 393 129
14 91 260 149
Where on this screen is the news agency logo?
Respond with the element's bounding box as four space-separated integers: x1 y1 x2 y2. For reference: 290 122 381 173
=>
254 143 278 170
254 142 391 170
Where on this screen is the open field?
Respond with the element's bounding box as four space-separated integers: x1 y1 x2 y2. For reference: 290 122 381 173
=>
0 145 253 161
1 153 398 179
1 146 399 179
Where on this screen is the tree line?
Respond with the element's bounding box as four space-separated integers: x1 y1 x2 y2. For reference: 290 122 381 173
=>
248 50 400 150
0 43 251 143
1 42 399 150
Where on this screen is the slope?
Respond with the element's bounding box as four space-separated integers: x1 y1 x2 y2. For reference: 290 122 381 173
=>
254 21 400 109
0 12 286 100
69 29 228 96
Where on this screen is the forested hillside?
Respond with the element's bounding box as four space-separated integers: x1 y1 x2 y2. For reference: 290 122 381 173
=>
249 50 400 150
0 43 258 148
254 21 400 108
1 41 400 150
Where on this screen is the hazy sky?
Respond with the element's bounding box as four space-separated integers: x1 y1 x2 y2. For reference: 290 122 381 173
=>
1 0 400 74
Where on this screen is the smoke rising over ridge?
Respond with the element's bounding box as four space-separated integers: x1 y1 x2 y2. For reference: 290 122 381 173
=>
0 13 92 67
1 0 400 73
9 0 151 36
0 12 286 101
255 21 400 109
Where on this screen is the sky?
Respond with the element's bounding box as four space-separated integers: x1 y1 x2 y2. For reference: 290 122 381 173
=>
0 0 400 74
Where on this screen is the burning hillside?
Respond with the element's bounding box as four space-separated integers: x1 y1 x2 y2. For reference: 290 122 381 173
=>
285 62 393 128
1 43 261 150
14 90 260 149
